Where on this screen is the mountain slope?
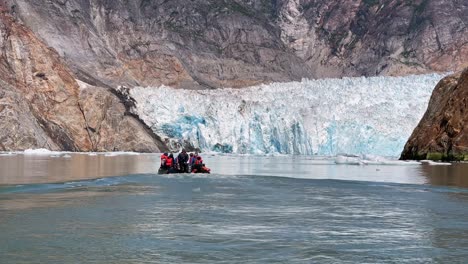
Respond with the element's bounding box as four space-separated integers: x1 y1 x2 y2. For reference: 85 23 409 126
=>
0 5 167 152
7 0 468 88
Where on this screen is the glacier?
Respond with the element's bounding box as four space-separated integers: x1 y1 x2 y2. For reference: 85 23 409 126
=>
130 74 445 156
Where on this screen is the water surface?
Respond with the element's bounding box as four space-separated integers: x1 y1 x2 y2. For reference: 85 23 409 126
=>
0 153 467 263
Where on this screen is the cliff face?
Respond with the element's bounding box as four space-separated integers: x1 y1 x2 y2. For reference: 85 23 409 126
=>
6 0 468 89
401 68 468 161
7 0 313 89
0 6 166 152
0 0 467 152
278 0 468 77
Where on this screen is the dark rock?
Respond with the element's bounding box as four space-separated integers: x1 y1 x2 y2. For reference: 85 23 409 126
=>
401 67 468 161
33 72 48 80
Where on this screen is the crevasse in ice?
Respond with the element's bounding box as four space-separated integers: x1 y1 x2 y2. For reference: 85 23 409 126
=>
130 74 445 156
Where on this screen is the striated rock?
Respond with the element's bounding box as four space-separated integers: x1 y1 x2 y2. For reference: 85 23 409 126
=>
4 0 468 89
7 0 313 89
78 81 167 152
401 67 468 161
0 80 60 150
277 0 468 77
0 7 92 151
0 5 167 152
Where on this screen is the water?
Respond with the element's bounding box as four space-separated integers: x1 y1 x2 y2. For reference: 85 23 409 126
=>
1 153 468 263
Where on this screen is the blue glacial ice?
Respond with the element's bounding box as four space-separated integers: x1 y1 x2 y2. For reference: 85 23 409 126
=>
130 74 445 156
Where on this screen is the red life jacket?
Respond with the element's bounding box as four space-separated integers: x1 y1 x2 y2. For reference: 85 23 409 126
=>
161 154 168 166
194 158 203 165
166 157 173 167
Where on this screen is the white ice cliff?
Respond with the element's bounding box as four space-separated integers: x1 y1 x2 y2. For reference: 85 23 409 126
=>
130 74 445 156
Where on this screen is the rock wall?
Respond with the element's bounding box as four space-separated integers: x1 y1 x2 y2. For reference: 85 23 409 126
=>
0 5 167 152
6 0 468 89
277 0 468 77
401 68 468 161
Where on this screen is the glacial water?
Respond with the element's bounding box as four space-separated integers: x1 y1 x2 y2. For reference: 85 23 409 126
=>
1 153 468 263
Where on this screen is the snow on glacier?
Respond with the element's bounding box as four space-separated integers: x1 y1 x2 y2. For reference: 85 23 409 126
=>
130 74 445 156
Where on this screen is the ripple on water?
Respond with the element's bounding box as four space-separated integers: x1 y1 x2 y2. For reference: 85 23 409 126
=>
1 159 468 263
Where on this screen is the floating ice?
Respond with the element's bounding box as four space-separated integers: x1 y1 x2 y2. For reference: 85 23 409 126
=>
335 155 363 165
24 149 62 155
335 155 422 166
131 74 445 156
0 152 16 156
421 160 452 166
50 154 72 158
104 152 140 157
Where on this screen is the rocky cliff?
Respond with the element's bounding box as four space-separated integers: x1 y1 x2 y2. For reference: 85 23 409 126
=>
0 0 467 152
6 0 468 89
0 4 167 152
401 67 468 161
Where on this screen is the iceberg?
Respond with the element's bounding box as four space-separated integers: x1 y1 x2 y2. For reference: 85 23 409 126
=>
24 149 61 155
104 152 141 157
420 160 452 166
0 152 17 156
335 155 422 166
130 74 445 156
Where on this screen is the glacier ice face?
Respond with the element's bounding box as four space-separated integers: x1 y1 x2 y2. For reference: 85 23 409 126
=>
130 74 445 156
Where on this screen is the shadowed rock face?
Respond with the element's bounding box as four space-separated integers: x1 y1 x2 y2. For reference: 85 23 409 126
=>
0 5 167 152
6 0 468 88
401 68 468 161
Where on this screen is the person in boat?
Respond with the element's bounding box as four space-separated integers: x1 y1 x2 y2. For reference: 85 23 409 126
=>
188 153 195 165
160 153 169 169
188 153 195 172
191 152 200 166
177 149 189 173
167 153 177 173
174 153 181 171
192 156 210 173
158 152 171 174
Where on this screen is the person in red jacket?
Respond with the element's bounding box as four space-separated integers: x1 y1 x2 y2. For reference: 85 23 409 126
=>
160 153 169 168
166 153 174 168
192 156 210 173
